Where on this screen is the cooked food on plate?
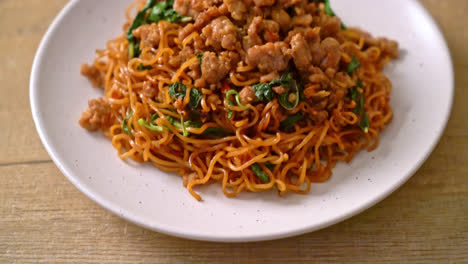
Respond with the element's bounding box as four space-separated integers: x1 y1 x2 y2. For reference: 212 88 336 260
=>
79 0 399 200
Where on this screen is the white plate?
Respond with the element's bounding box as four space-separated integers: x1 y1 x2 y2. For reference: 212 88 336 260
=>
30 0 453 242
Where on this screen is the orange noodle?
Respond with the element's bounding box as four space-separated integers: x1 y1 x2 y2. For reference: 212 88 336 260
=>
79 0 399 200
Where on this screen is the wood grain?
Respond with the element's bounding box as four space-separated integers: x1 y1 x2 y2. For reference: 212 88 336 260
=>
0 0 467 263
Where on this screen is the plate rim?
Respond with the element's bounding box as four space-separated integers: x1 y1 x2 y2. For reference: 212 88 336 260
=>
30 0 454 242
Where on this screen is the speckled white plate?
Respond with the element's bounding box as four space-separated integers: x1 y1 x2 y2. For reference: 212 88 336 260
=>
30 0 453 242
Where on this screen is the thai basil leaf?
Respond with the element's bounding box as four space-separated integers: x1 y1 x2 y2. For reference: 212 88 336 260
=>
203 127 230 137
189 87 202 109
265 162 276 171
137 63 152 71
323 0 347 30
148 0 191 24
252 72 292 102
127 0 191 58
252 83 274 102
126 0 156 58
168 82 202 109
280 113 306 132
270 72 294 87
277 75 300 110
253 72 301 110
126 0 156 42
278 92 299 110
323 0 336 16
168 82 186 98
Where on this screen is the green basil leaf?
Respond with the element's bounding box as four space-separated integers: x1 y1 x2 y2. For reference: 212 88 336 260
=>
168 82 201 109
148 2 169 22
270 72 293 87
340 22 347 30
164 9 192 23
127 0 190 58
278 92 299 110
168 82 186 98
202 127 230 137
323 0 347 30
280 113 306 132
126 0 156 42
265 162 276 171
252 83 274 102
148 1 192 23
278 77 300 110
323 0 336 16
252 72 300 108
188 86 202 109
186 121 202 130
137 64 153 71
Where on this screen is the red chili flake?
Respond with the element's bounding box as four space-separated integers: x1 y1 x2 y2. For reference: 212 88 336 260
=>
222 83 231 93
268 31 276 42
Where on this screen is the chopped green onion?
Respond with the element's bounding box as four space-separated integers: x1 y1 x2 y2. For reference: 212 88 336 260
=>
196 52 204 66
128 42 134 58
181 116 189 137
139 112 230 137
226 90 249 110
251 163 270 183
347 56 361 75
138 118 164 132
350 79 370 133
227 110 234 119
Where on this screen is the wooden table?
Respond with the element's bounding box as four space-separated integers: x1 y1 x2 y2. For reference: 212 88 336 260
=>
1 0 467 263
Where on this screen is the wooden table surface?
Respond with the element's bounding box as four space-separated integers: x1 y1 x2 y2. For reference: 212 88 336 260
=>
1 0 467 263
